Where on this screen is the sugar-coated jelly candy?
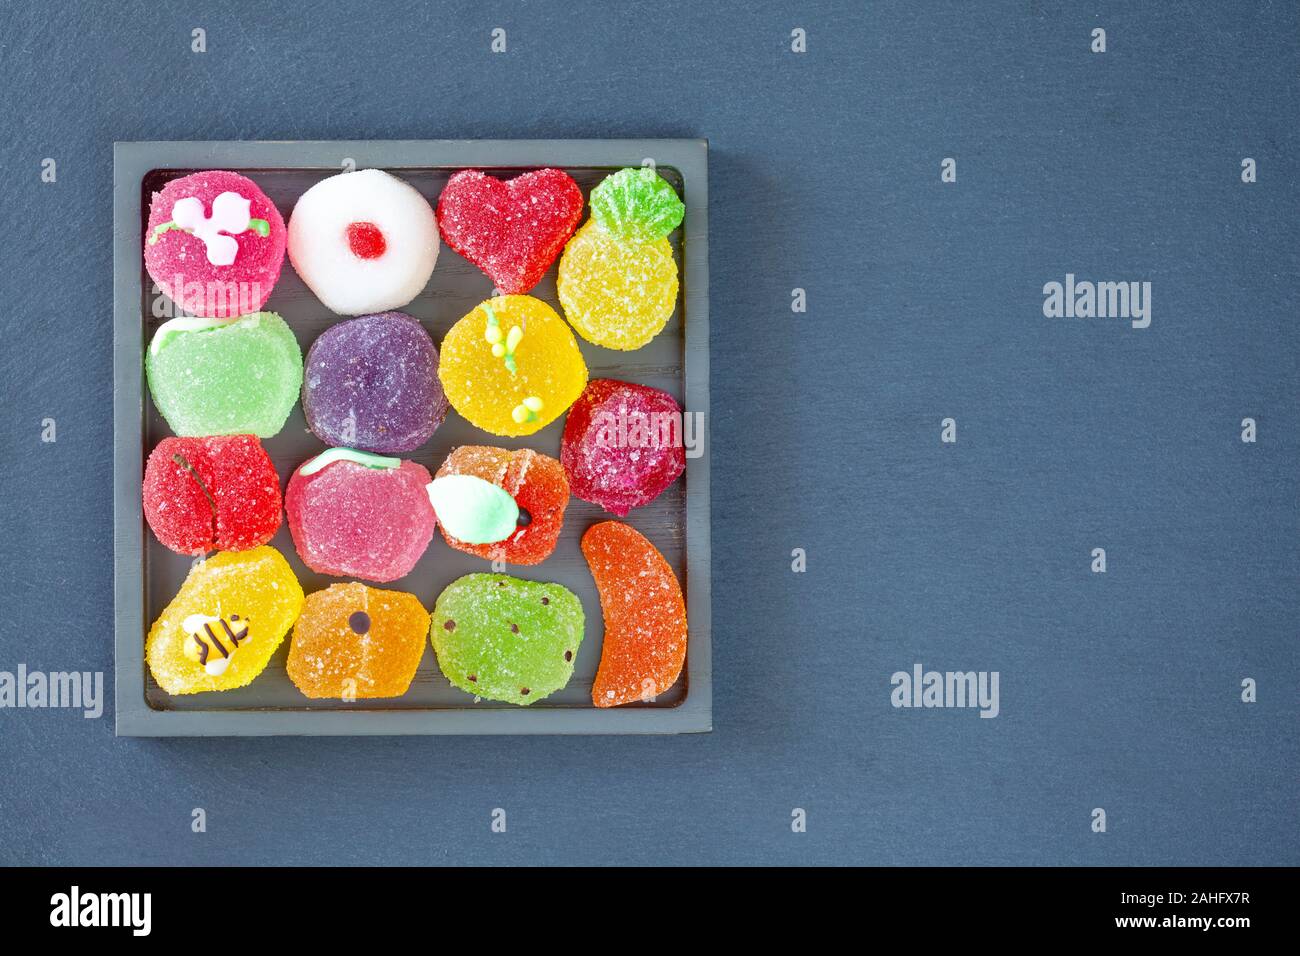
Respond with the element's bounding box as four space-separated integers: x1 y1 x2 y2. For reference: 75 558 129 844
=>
557 221 678 350
143 435 282 555
437 295 587 437
589 166 685 244
556 167 683 351
561 379 686 516
146 312 303 438
583 521 687 707
436 168 584 294
288 169 438 315
431 574 584 706
287 582 430 699
302 311 448 453
144 170 287 318
285 448 436 583
431 445 569 565
147 546 304 695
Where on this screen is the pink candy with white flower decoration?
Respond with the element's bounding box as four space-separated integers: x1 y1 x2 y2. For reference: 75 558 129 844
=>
144 170 286 318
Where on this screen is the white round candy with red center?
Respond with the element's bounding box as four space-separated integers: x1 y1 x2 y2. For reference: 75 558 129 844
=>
287 169 439 315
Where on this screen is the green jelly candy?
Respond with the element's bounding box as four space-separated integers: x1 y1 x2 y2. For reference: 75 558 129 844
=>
146 313 303 438
589 167 685 244
431 573 584 706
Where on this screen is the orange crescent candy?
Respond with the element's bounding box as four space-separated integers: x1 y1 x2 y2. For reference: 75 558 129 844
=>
582 521 687 707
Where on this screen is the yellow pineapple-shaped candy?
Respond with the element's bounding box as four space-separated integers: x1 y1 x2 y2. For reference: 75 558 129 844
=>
556 167 684 351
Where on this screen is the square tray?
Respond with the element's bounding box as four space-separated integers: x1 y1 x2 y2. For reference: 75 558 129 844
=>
113 140 710 735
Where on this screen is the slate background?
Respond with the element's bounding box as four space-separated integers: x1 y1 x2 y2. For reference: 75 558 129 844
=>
1 0 1296 866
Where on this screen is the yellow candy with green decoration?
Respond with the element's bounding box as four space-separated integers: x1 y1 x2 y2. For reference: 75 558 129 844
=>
557 167 683 351
438 295 587 437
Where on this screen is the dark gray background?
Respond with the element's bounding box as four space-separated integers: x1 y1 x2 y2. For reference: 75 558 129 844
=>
1 1 1296 865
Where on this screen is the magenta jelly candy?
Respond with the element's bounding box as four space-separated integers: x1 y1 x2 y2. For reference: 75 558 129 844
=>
144 170 287 318
302 311 448 453
561 378 686 516
285 448 436 583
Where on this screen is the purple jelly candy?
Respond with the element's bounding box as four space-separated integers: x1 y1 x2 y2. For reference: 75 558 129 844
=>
302 311 448 453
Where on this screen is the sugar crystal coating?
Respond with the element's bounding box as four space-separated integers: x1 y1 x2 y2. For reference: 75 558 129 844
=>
287 582 430 699
589 167 685 244
437 168 584 294
143 435 282 555
288 169 438 315
285 453 436 583
561 379 685 516
144 170 286 318
557 221 678 350
302 311 448 453
438 295 587 437
146 312 303 438
434 445 569 565
583 522 687 707
147 546 304 695
431 574 584 706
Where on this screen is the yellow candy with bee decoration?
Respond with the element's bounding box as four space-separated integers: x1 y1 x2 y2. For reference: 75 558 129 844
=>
147 547 304 695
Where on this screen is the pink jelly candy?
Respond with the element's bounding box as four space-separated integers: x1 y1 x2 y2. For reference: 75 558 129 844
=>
285 449 436 583
144 170 287 318
560 379 686 516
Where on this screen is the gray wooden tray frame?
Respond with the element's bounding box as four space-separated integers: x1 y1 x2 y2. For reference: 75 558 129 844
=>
112 140 710 736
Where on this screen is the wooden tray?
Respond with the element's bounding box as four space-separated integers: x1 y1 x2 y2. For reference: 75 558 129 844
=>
112 140 710 735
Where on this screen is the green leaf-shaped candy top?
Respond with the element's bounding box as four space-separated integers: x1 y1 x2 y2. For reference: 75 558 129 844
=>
589 167 685 244
426 474 519 544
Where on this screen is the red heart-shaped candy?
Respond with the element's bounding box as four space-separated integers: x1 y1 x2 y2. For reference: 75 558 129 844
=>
436 168 584 294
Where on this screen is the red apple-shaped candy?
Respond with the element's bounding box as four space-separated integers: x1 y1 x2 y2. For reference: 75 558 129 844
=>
143 435 283 555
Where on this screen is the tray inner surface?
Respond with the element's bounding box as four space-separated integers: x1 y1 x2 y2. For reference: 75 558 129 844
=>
139 166 689 712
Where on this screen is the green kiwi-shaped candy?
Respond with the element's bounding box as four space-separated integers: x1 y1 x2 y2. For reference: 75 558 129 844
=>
146 312 303 438
431 574 584 705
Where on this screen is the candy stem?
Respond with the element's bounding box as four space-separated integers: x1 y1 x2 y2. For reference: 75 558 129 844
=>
149 315 248 356
300 447 402 476
149 218 269 245
481 302 523 376
147 221 186 245
171 453 218 532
